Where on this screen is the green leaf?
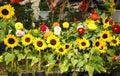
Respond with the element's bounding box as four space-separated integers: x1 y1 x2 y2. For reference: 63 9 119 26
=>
0 30 6 42
47 54 55 62
24 48 31 54
85 64 94 76
71 58 78 67
59 60 70 73
77 60 84 68
107 49 115 56
67 52 74 59
72 71 77 76
84 54 89 59
46 60 56 72
0 55 3 62
17 53 25 61
83 54 89 63
4 53 15 65
100 67 106 73
31 57 39 66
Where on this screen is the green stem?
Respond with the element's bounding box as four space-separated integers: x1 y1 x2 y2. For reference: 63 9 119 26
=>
52 14 54 23
58 0 67 23
11 49 14 73
26 58 28 73
38 51 41 72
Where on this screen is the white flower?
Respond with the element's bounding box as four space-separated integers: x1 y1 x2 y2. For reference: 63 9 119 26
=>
54 26 61 36
16 30 25 37
54 30 61 36
77 25 84 30
54 26 61 32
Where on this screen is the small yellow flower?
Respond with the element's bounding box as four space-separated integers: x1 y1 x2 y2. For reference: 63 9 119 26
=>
15 22 23 30
87 23 97 30
62 22 69 29
108 7 115 14
84 19 94 25
109 2 115 7
33 29 39 33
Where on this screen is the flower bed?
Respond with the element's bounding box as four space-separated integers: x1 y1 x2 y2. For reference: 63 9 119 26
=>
0 0 120 76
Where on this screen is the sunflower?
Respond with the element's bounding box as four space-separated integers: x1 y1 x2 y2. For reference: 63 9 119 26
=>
78 38 90 50
93 39 106 50
110 36 120 47
21 34 33 46
4 34 18 48
64 43 72 51
46 35 60 49
33 38 47 51
76 38 81 48
55 45 67 55
76 38 80 44
0 4 15 19
98 45 107 53
99 30 111 42
102 17 110 29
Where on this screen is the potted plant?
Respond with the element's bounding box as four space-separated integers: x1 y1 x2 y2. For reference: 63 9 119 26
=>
2 35 19 76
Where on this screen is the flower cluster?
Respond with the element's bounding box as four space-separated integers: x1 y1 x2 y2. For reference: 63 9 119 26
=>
0 0 120 76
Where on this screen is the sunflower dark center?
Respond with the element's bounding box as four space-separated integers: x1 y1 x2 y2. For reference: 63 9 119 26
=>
59 48 63 52
95 41 100 46
100 46 103 50
102 34 108 39
8 38 15 44
2 9 9 15
37 41 43 47
65 45 69 49
81 42 86 46
50 39 56 45
105 19 108 23
25 38 30 42
112 39 117 44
